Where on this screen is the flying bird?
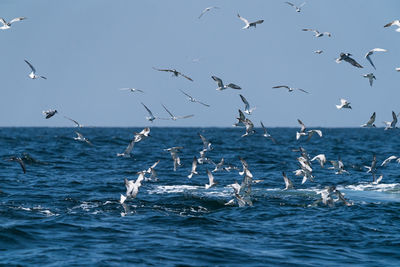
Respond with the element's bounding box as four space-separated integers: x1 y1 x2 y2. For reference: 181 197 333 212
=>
24 60 47 79
188 157 199 179
311 154 327 168
384 20 400 32
314 50 323 54
285 2 306 12
233 109 246 127
211 76 241 91
302 28 331 37
205 169 218 189
0 17 26 30
152 67 193 81
241 118 255 137
165 146 183 171
272 85 309 94
42 109 57 119
335 53 363 68
74 132 92 145
282 172 294 190
239 94 256 115
199 133 212 151
361 112 376 128
198 6 219 19
383 111 398 130
363 73 376 87
396 67 400 72
381 155 398 167
365 48 387 69
64 116 83 127
119 88 144 93
145 160 160 181
7 156 26 174
121 172 145 203
180 89 210 107
336 98 352 109
237 13 264 29
160 104 194 121
260 121 277 144
141 102 156 122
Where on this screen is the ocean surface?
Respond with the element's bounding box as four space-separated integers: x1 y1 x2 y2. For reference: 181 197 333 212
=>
1 127 400 266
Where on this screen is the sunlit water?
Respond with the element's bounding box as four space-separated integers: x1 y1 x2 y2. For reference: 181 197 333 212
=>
1 127 400 266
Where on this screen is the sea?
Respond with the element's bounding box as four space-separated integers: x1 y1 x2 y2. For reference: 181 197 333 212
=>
1 127 400 266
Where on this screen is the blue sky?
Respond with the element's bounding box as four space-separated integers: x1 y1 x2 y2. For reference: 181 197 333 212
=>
1 0 399 127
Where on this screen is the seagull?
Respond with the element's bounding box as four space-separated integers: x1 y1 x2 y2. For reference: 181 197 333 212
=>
233 109 246 127
7 156 26 174
296 119 307 140
42 109 57 119
188 156 199 179
119 88 144 93
145 160 160 181
0 17 26 30
335 53 363 68
205 169 218 189
133 127 151 143
329 157 348 174
282 172 294 190
311 154 327 168
141 102 156 122
211 76 241 91
64 116 83 127
152 67 193 81
237 13 264 29
364 154 377 182
122 172 145 202
383 111 398 130
241 118 255 137
180 89 210 107
384 20 400 32
272 85 309 94
117 138 135 157
314 50 323 54
260 121 277 144
212 158 225 173
302 28 331 37
363 73 376 87
74 131 92 145
199 133 212 151
285 2 306 12
306 129 322 141
24 59 47 79
239 94 256 115
336 98 352 109
165 146 183 171
198 6 219 19
361 112 376 128
365 48 387 69
373 175 384 185
396 67 400 72
161 104 194 121
381 155 398 167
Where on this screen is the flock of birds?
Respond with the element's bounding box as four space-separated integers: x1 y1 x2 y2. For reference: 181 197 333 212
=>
4 3 400 212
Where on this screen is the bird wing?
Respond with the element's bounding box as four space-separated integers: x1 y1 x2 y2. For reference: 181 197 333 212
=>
191 157 198 172
198 8 208 19
285 2 295 7
152 67 172 73
345 56 363 68
196 100 210 107
178 72 194 81
392 111 398 126
384 20 398 27
300 2 306 7
297 88 309 94
239 94 250 110
179 89 192 99
0 18 6 26
64 116 80 127
207 169 215 184
238 109 246 121
9 17 26 24
177 114 194 119
371 48 387 53
297 119 306 132
272 85 289 89
211 75 224 88
24 59 36 72
227 83 241 89
367 112 376 124
253 20 264 25
237 14 249 25
123 139 135 155
141 102 154 117
365 54 376 69
260 121 267 134
162 104 174 118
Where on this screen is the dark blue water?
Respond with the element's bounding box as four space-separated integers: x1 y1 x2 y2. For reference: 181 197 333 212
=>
1 127 400 266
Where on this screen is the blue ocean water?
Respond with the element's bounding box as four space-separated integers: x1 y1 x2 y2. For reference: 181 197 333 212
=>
1 127 400 266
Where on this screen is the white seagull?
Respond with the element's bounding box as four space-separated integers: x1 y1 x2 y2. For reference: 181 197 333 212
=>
141 102 156 122
153 67 193 81
211 76 241 91
205 169 218 189
0 17 26 30
381 155 398 167
282 172 294 190
311 154 327 168
237 13 264 29
239 94 256 115
180 89 210 107
260 121 277 144
199 133 212 151
121 172 145 203
336 98 352 109
241 118 255 137
120 88 144 93
42 109 57 119
361 112 376 127
365 48 387 69
24 60 47 79
64 116 83 127
161 104 194 121
145 160 160 181
383 111 398 130
233 109 246 127
363 73 376 86
384 20 400 32
302 28 331 37
198 6 219 19
272 85 309 94
335 53 363 68
285 2 306 12
74 132 92 145
117 138 135 157
188 156 199 179
165 146 183 171
314 50 323 54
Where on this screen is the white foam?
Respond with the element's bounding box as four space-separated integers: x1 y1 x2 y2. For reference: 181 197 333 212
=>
340 183 400 192
148 185 201 194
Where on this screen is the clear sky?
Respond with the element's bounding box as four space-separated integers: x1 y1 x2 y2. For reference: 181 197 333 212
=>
1 0 399 127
